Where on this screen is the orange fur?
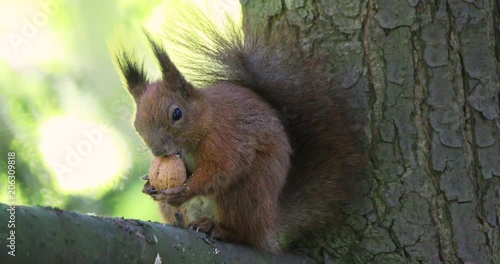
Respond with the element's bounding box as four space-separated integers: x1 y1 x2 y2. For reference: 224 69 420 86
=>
126 66 290 250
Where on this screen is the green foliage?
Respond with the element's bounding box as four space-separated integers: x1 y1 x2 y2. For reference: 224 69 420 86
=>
0 0 179 221
0 0 240 222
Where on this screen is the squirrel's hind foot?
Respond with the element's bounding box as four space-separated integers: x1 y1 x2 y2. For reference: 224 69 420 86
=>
188 217 223 241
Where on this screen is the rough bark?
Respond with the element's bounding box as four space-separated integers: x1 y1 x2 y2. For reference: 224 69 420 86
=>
241 0 499 263
0 204 305 263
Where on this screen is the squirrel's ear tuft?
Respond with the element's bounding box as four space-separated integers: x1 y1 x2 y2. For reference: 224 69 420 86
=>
144 32 172 79
144 32 194 99
115 50 148 100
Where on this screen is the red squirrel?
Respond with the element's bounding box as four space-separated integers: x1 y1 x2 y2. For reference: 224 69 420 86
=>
115 9 366 253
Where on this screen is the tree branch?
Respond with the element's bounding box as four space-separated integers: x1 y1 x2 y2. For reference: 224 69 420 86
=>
0 204 305 263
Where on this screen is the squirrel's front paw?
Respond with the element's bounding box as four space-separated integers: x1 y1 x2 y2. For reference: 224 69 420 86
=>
154 185 191 206
142 180 158 196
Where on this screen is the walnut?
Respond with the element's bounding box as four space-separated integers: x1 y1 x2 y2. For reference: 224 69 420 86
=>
148 155 186 190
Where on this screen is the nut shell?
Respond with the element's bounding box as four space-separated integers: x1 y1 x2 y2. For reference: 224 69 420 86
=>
148 155 186 190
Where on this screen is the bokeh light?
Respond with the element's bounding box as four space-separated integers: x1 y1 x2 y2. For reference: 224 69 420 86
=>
39 115 128 193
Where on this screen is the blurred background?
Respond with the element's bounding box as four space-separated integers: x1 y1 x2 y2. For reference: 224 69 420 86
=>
0 0 240 222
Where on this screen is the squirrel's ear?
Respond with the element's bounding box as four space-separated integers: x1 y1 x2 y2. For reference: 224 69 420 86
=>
145 32 194 99
115 50 148 101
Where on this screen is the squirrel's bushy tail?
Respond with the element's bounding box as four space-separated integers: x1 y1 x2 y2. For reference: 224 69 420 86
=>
162 6 367 247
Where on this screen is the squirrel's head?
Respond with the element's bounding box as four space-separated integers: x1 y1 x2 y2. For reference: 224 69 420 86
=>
116 35 206 157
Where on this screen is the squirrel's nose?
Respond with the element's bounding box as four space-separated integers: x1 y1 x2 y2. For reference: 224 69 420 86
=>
151 146 181 157
151 147 166 157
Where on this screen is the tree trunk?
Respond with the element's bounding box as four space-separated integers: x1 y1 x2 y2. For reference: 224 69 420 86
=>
241 0 499 263
0 204 305 263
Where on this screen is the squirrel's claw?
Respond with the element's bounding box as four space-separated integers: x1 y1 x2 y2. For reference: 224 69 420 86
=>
142 181 158 196
187 217 214 234
187 218 222 242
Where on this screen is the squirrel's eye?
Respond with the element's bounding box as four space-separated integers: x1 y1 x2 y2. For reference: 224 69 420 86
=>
172 107 183 121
